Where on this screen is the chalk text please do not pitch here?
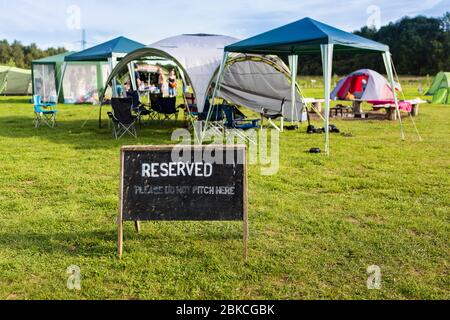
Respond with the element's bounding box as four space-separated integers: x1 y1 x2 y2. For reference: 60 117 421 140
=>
134 185 236 196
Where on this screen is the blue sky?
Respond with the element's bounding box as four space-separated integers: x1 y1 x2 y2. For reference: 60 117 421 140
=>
0 0 448 50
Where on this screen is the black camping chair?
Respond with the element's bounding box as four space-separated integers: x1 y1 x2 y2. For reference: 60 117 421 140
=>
128 91 154 124
108 98 138 139
155 97 179 120
149 93 163 120
261 98 285 131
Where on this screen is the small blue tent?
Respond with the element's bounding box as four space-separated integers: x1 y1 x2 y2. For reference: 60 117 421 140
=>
207 17 404 154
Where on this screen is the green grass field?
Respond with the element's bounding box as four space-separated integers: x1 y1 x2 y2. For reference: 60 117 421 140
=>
0 83 448 300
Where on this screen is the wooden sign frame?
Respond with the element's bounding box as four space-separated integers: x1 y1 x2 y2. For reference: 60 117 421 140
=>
118 145 249 261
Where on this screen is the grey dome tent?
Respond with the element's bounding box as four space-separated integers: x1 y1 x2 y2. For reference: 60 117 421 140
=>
210 54 306 123
209 17 405 154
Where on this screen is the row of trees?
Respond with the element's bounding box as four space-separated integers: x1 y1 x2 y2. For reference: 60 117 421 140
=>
0 13 448 75
0 40 66 69
299 12 450 76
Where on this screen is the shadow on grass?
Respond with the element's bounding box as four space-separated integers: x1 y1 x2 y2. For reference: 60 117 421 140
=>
0 97 32 105
0 223 243 258
0 230 117 257
0 116 191 150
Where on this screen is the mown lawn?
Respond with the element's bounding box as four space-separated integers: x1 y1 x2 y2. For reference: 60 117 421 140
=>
0 87 448 300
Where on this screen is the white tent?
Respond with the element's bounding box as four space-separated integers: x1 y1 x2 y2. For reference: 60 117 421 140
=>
331 69 401 101
101 35 306 128
102 34 239 113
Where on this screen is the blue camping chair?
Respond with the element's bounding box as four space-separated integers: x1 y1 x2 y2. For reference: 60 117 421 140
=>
33 95 57 128
222 104 260 130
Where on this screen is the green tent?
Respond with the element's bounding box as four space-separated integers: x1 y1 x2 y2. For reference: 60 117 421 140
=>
426 72 450 104
32 52 110 104
0 66 32 95
32 52 74 103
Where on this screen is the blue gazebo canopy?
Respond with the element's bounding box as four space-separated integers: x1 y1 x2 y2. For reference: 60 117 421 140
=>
206 17 404 155
225 17 389 55
65 36 145 62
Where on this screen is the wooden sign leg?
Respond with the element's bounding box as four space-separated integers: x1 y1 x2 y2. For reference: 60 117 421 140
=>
135 221 141 233
118 218 124 258
243 146 249 262
243 218 249 262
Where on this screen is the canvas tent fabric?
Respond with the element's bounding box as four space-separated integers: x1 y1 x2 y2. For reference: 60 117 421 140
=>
212 17 404 154
331 69 398 101
102 34 239 113
32 52 74 102
0 66 32 95
213 54 304 121
426 72 450 104
64 36 145 62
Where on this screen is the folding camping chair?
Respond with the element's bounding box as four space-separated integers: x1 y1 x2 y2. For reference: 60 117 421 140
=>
199 103 226 138
261 98 285 132
154 97 179 120
128 91 154 125
33 95 57 128
108 98 138 139
149 93 163 120
222 104 260 144
223 105 260 130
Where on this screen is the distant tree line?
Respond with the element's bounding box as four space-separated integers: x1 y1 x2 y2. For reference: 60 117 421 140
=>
0 40 66 69
0 13 448 75
298 12 449 76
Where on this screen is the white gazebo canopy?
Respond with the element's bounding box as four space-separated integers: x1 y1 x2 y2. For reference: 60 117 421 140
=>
102 34 239 113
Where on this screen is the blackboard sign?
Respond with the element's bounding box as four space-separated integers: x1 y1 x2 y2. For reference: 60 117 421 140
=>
117 145 248 258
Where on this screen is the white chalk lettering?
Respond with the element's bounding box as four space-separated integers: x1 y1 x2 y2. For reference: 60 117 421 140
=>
142 164 151 177
142 162 213 178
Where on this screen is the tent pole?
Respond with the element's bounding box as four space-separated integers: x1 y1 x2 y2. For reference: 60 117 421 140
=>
289 55 299 126
128 63 137 92
383 51 405 141
321 44 334 156
57 62 68 104
110 55 118 97
41 65 46 100
202 51 228 142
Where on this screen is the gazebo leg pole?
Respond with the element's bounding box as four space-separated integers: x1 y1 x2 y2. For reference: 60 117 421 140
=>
321 44 334 156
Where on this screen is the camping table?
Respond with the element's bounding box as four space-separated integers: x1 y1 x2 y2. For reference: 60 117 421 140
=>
372 105 398 120
410 99 427 117
372 99 427 120
139 88 158 104
352 100 364 113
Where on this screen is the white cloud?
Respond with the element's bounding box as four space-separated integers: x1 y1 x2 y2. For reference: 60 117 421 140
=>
0 0 447 49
